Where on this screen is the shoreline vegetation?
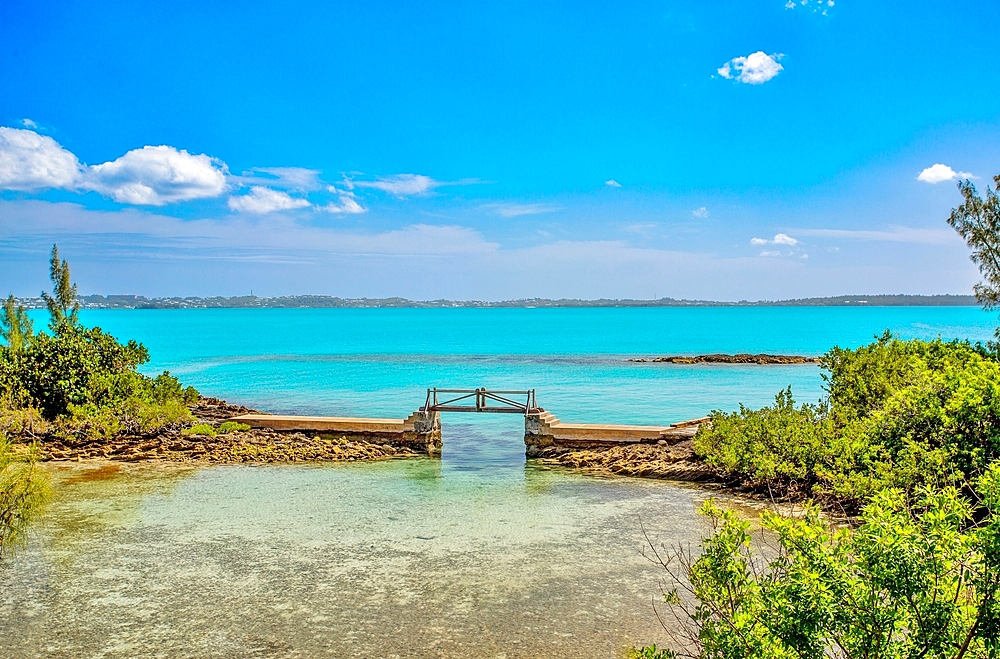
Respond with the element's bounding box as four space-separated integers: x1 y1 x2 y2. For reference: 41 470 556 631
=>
7 293 978 310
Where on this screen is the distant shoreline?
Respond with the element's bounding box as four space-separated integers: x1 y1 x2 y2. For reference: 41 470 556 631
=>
12 293 980 310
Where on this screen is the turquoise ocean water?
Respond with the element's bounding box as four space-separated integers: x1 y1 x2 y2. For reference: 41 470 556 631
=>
74 305 997 423
3 306 994 658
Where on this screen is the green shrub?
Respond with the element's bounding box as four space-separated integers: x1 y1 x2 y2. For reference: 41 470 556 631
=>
217 421 250 434
628 644 675 658
695 335 1000 507
646 462 1000 658
182 423 217 437
0 246 199 441
695 387 831 488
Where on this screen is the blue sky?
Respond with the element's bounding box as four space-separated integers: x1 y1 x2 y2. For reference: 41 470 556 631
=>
1 0 998 300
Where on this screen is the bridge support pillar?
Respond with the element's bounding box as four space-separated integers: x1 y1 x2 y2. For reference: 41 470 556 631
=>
403 409 442 455
524 410 557 457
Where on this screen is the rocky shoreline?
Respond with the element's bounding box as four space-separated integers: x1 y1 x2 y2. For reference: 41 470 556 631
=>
37 397 423 464
31 397 732 487
530 440 719 481
629 353 820 364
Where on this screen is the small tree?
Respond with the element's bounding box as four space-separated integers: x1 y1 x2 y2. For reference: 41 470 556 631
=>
0 434 50 559
40 244 79 330
948 175 1000 336
0 295 34 352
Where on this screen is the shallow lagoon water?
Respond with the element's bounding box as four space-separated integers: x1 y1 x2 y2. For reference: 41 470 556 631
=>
1 456 741 658
3 307 994 657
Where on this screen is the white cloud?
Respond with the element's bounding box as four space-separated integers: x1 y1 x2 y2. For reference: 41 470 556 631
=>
605 179 622 187
786 0 834 12
319 190 366 214
0 126 83 191
917 163 974 184
20 119 38 129
759 250 782 257
228 186 310 214
352 174 441 196
751 233 798 246
84 145 228 205
483 203 561 217
0 128 229 205
718 52 784 84
692 206 709 218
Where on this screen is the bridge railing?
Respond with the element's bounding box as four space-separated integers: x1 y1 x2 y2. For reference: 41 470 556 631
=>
422 388 538 414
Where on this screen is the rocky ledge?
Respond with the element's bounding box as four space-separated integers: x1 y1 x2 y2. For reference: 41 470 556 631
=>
39 397 422 464
629 353 820 364
531 440 719 481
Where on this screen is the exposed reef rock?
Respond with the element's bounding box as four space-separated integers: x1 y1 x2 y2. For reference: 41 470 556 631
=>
629 353 820 364
532 440 719 482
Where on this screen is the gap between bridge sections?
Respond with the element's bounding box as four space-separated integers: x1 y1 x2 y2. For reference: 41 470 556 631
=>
229 388 709 456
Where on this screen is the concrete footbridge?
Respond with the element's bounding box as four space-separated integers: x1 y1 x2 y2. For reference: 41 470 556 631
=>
230 388 707 455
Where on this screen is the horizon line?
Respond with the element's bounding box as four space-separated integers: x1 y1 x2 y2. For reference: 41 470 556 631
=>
11 293 981 309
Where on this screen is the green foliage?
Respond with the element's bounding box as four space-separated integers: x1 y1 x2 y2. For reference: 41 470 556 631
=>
217 421 250 434
1 295 34 352
948 175 1000 315
648 464 1000 658
61 370 196 439
10 323 150 420
0 435 51 559
629 644 676 659
695 335 1000 507
0 245 198 440
693 387 830 487
40 244 80 330
182 423 217 436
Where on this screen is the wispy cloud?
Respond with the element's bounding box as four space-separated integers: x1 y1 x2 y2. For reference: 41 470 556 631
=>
228 186 310 214
917 163 974 184
234 167 323 191
692 206 709 218
5 199 973 301
319 188 366 214
481 202 561 217
351 174 441 196
605 179 622 187
20 119 37 129
794 226 958 245
718 52 784 84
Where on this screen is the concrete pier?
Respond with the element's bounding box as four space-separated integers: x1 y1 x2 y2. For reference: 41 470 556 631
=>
523 410 706 456
229 402 706 458
230 410 442 453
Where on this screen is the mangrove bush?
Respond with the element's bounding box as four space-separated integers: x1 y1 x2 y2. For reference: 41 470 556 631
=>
643 463 1000 658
